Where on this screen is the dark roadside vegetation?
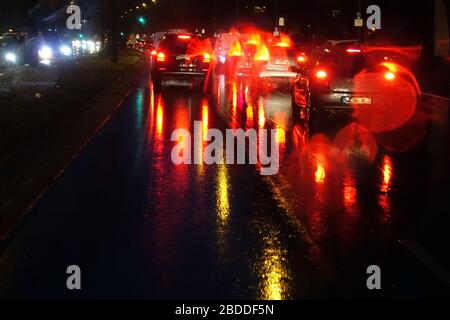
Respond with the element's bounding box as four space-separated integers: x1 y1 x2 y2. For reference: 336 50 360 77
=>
0 50 145 239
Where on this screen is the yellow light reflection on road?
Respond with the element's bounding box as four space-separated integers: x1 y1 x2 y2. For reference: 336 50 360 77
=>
216 163 230 258
259 235 289 300
216 163 230 223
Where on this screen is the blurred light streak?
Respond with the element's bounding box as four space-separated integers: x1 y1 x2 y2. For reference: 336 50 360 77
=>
259 236 289 300
156 96 164 136
380 155 393 193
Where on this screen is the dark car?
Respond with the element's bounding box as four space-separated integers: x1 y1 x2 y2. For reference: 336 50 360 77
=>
150 32 211 87
41 30 72 59
291 40 403 124
0 33 27 67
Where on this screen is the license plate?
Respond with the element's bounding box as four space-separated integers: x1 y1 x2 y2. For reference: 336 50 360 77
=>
176 55 188 60
275 59 289 65
350 97 372 104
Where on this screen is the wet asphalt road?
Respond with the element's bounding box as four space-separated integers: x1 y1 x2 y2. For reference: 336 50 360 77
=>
0 73 449 299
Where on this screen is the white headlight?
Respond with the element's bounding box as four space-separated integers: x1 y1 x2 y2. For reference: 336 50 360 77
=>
5 52 17 63
60 45 72 56
38 46 53 60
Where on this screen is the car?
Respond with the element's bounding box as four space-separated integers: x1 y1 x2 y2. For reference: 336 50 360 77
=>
39 30 73 60
235 41 258 77
291 40 403 125
1 30 73 67
212 32 250 74
150 32 211 87
257 43 297 90
0 33 27 67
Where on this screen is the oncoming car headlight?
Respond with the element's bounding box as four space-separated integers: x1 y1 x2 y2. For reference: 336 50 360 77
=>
5 52 17 63
60 45 72 56
38 46 53 60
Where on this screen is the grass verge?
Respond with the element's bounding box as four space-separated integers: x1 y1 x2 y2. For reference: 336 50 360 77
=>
0 50 145 239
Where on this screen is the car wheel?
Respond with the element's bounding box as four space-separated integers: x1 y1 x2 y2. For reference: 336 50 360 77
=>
291 90 302 123
308 107 324 133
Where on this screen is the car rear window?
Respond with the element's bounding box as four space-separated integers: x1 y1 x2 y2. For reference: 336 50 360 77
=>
320 52 369 77
158 35 192 54
269 46 295 58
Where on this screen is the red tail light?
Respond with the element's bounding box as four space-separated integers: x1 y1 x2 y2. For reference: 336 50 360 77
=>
297 55 306 63
228 41 243 57
178 35 191 40
150 50 157 56
156 52 166 62
277 42 290 48
314 70 329 87
346 48 361 53
203 53 211 63
316 70 328 79
255 44 270 62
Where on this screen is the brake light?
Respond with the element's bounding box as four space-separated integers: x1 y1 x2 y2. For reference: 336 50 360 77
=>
316 70 328 79
150 50 157 56
203 53 211 63
255 44 269 62
157 52 166 62
297 55 306 63
346 48 361 53
228 41 243 57
278 35 292 48
385 71 396 81
178 35 191 40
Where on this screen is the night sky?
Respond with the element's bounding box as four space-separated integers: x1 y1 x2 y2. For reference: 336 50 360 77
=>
0 0 444 46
